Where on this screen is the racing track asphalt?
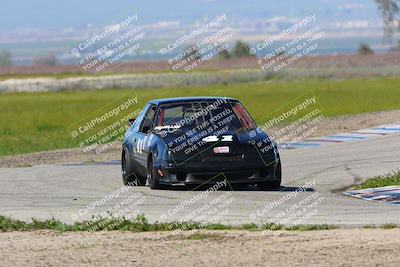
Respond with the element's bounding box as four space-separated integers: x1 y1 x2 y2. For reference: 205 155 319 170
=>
0 132 399 226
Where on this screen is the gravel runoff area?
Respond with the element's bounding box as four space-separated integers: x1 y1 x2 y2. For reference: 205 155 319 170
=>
1 109 400 168
1 229 399 266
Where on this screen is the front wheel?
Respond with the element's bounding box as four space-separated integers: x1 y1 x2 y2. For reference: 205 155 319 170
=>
122 148 146 186
147 156 162 189
258 161 282 190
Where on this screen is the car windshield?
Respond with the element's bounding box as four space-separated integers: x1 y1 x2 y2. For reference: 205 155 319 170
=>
155 100 256 130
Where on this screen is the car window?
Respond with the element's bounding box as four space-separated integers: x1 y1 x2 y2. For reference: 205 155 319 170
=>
139 105 157 133
163 106 183 123
155 102 206 126
154 100 256 131
130 104 146 132
231 102 257 129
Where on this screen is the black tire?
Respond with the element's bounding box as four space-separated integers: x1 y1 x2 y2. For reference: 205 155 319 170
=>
258 160 282 190
121 148 146 186
147 155 162 189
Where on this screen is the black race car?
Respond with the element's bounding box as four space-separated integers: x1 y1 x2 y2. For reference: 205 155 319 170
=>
122 97 281 189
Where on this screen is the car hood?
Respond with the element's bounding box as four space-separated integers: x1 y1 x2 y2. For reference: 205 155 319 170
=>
153 127 276 161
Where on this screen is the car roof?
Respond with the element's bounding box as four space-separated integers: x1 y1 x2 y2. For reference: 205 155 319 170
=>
148 97 238 105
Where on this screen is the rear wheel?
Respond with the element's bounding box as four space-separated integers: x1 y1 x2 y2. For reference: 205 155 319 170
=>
258 161 282 190
147 156 162 189
121 148 146 186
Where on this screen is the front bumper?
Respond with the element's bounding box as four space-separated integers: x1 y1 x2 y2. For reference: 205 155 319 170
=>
157 158 280 185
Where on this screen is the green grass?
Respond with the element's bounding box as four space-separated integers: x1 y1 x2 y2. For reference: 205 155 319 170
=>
380 223 399 229
1 215 396 233
0 214 233 232
284 224 338 231
354 170 400 190
185 232 224 240
253 222 338 231
0 214 343 232
1 77 400 156
363 223 399 229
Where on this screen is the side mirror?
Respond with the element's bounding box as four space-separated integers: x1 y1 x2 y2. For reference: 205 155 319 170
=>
128 118 136 126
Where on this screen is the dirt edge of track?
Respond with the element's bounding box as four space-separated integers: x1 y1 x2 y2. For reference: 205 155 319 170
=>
1 229 399 266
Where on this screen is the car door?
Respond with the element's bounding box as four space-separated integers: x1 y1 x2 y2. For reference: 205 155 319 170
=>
134 104 157 176
124 104 148 174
